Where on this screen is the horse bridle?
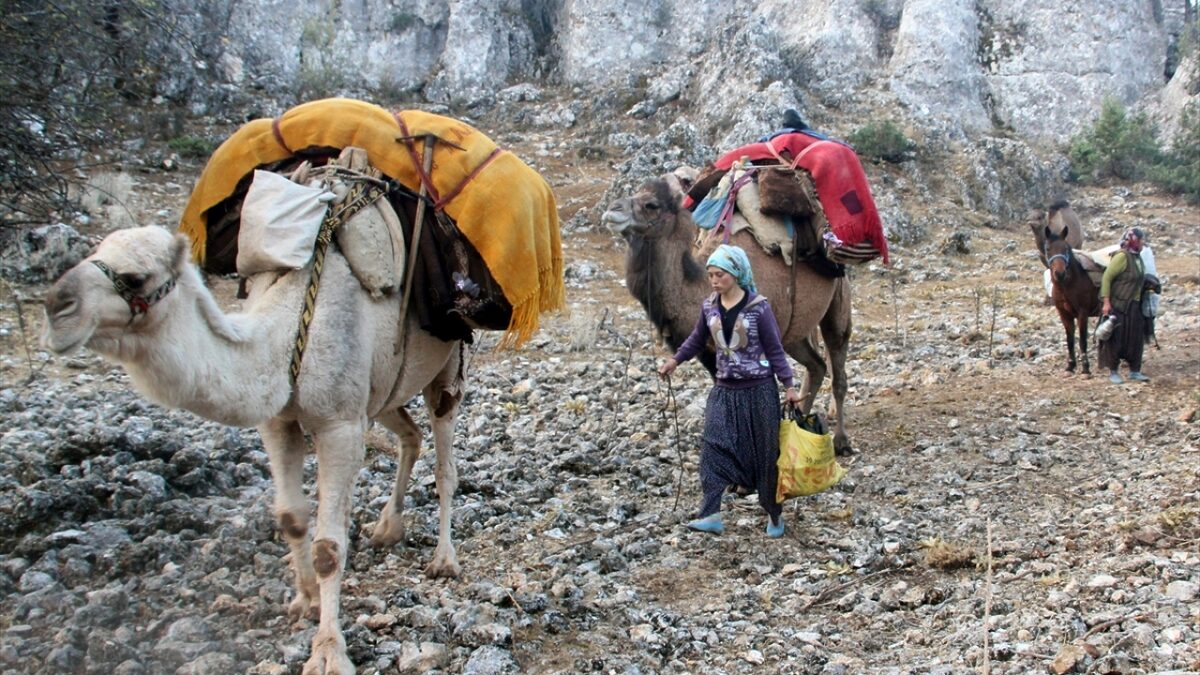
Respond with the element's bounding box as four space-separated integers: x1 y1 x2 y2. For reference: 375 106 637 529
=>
1044 243 1073 269
91 259 177 320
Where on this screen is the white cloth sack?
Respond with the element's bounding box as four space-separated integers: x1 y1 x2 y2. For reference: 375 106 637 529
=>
1139 244 1157 277
237 170 333 276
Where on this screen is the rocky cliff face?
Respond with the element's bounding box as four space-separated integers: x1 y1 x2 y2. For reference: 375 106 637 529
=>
205 0 1191 141
166 0 1195 233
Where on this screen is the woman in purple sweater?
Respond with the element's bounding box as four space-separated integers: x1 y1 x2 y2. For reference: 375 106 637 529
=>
659 245 803 538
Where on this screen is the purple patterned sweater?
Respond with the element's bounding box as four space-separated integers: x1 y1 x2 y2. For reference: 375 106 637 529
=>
673 292 795 389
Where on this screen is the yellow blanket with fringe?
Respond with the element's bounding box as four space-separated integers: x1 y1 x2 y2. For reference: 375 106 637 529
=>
179 98 564 347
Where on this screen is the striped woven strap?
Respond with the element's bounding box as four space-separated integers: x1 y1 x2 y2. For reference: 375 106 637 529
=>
826 242 880 264
288 174 387 387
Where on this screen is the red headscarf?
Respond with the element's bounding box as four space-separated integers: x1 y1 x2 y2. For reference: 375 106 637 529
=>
1120 227 1145 253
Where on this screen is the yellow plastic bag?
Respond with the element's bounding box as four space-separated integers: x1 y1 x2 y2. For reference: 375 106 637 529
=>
776 413 847 502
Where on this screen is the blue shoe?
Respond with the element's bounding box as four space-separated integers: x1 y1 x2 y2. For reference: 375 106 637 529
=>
1128 372 1149 382
686 513 724 534
766 514 785 539
1109 372 1124 384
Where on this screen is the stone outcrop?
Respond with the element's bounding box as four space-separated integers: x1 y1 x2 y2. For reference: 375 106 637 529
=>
198 0 1191 144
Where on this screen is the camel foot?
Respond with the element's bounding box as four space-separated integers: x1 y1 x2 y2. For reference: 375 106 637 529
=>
833 433 854 457
425 546 461 578
302 632 354 675
288 591 320 623
368 515 405 548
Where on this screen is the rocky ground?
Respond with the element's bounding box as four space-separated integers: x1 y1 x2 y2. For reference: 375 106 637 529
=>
0 124 1197 675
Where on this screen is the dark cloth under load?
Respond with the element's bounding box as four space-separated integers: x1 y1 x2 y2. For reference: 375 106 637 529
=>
697 379 784 520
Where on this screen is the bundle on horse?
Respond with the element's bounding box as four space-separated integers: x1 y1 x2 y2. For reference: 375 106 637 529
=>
1044 223 1101 374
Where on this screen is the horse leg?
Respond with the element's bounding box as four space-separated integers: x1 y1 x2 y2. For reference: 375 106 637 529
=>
1059 312 1076 373
259 418 320 623
369 408 422 547
1078 314 1091 376
424 346 466 579
302 417 367 675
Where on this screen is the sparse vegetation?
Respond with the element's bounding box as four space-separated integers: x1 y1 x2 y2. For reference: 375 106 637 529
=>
919 537 976 569
848 120 915 163
1067 98 1161 182
0 1 196 225
167 136 219 159
1068 98 1200 202
1148 104 1200 203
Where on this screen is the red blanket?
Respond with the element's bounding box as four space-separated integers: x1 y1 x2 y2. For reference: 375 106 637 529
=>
713 133 889 264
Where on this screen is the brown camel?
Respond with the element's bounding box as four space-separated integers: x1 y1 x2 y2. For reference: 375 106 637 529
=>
603 174 855 454
1030 199 1084 268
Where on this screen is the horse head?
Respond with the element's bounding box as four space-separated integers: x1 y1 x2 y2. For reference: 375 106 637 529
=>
1043 224 1074 284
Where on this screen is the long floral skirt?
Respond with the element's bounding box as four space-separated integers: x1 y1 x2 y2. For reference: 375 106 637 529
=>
696 379 783 520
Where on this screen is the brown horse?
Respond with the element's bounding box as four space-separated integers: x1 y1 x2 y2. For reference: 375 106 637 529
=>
1044 224 1101 374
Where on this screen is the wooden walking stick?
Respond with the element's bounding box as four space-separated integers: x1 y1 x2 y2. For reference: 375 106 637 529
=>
395 133 436 354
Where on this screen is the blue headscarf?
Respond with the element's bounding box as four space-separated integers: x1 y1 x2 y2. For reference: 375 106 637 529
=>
706 244 756 294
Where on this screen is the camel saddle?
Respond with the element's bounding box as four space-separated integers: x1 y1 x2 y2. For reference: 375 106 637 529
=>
692 163 845 278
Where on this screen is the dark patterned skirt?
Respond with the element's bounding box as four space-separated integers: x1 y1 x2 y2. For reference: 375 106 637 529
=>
696 379 783 519
1098 298 1145 372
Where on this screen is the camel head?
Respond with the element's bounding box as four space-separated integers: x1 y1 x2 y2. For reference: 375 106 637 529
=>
601 174 687 241
43 226 190 355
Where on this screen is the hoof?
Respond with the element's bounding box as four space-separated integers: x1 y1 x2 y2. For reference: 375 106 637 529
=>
834 444 855 457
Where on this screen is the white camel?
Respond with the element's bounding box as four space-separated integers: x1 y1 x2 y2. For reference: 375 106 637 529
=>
42 223 466 675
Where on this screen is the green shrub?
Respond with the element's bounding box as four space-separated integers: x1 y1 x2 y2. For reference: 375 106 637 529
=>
848 120 915 163
1149 104 1200 203
1067 97 1161 182
1068 97 1198 202
167 135 218 159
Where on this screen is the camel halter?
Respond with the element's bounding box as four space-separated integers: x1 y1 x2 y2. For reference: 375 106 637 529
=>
91 260 176 320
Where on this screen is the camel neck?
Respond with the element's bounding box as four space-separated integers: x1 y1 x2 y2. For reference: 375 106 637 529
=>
111 273 293 428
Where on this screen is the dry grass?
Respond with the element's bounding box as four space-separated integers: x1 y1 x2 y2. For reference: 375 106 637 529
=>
919 537 977 569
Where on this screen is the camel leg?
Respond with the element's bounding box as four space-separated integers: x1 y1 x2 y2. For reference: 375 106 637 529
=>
302 417 367 675
424 352 465 579
820 300 853 455
369 408 422 547
792 334 826 416
259 418 319 623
